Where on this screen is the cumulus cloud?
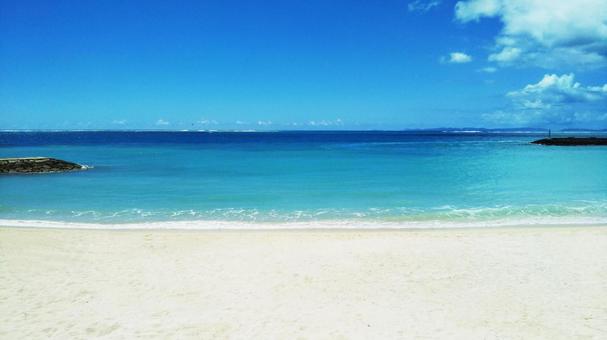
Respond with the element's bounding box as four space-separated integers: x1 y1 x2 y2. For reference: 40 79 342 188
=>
408 0 441 13
455 0 607 68
488 47 521 63
112 119 127 125
508 73 607 105
484 73 607 126
442 52 472 64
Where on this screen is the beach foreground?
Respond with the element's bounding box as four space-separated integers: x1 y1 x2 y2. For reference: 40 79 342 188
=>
1 226 606 339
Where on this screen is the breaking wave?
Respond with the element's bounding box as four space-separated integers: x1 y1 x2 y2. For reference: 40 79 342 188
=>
1 202 606 229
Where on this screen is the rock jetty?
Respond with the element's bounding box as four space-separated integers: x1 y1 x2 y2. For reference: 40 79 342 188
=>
532 137 607 146
0 157 88 174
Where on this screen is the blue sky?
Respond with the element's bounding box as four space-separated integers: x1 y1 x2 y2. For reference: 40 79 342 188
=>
1 0 606 130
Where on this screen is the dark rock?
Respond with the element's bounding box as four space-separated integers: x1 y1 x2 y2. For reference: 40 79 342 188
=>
532 137 607 146
0 157 88 174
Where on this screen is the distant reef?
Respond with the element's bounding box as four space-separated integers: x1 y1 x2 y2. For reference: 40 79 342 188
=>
532 137 607 146
0 157 88 174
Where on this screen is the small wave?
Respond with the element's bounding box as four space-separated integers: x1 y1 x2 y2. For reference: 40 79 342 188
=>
2 202 607 227
1 215 606 230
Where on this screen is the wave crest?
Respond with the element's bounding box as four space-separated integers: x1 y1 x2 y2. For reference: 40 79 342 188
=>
2 202 607 226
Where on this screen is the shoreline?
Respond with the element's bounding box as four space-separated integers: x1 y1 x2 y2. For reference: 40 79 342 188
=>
2 224 607 338
1 217 607 231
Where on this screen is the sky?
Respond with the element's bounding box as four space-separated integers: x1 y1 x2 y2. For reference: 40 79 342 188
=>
1 0 606 130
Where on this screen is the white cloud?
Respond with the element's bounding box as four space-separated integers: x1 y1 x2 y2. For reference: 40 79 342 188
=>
112 119 127 125
455 0 607 68
508 73 607 104
257 120 272 126
408 0 441 13
487 47 521 63
484 73 607 126
307 118 344 127
198 119 218 125
455 0 501 21
444 52 472 63
155 119 170 126
479 66 497 73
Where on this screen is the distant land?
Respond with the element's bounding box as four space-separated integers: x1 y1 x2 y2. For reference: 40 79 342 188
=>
559 128 607 132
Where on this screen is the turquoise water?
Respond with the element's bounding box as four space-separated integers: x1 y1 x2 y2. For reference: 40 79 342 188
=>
1 131 606 226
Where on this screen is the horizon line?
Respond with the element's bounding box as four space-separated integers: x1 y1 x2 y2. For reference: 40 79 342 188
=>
1 127 607 133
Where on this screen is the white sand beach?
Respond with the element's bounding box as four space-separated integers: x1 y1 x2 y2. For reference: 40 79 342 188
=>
1 225 606 339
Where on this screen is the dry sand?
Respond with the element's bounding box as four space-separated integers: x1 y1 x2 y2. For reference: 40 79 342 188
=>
1 225 606 339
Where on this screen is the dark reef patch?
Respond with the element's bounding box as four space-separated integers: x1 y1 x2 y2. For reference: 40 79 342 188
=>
0 157 88 174
532 137 607 146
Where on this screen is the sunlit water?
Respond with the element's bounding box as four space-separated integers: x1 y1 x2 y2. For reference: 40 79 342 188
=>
1 131 606 227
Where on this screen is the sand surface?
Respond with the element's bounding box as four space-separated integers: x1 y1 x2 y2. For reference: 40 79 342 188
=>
1 226 607 339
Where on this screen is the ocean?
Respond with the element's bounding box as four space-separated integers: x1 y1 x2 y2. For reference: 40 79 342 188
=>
1 131 606 228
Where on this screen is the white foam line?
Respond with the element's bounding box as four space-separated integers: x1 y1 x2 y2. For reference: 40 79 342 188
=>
1 217 606 231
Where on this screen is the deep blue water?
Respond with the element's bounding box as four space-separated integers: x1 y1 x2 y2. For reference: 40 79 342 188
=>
1 131 606 226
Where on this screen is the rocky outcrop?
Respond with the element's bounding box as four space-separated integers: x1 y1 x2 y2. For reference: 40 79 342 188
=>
0 157 88 174
532 137 607 146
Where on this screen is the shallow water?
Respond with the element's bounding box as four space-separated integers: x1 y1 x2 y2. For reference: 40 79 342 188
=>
1 131 606 226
